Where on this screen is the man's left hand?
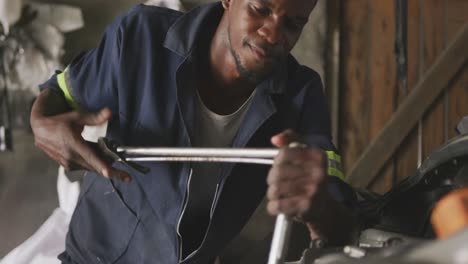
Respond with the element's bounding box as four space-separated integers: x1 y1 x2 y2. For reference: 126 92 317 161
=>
266 129 330 224
267 129 357 244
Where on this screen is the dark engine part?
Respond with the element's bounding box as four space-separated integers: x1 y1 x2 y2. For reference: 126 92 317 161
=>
290 229 468 264
357 132 468 238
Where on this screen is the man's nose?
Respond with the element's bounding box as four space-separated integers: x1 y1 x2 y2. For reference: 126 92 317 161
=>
257 17 284 46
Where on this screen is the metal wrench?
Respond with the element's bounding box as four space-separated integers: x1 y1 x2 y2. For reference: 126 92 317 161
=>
98 137 294 264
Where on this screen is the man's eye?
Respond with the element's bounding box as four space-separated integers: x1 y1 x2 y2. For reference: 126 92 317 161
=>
252 5 269 16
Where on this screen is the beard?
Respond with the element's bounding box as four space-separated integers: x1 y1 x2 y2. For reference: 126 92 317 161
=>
230 47 263 83
226 26 282 84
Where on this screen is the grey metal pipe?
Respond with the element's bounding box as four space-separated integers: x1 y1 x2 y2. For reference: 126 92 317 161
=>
268 214 292 264
126 156 274 165
267 142 306 264
117 146 279 159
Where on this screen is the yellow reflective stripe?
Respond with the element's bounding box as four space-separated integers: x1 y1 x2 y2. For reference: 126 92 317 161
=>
326 151 341 163
57 67 79 110
328 167 345 182
325 151 346 181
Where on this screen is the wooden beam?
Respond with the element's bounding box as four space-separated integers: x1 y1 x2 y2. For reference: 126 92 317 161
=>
347 21 468 188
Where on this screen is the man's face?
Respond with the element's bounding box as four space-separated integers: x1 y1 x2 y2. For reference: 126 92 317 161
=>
223 0 317 82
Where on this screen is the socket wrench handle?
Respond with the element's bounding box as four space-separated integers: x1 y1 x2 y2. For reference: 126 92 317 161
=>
268 214 292 264
267 142 307 264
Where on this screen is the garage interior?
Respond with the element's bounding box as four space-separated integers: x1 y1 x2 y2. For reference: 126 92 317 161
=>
0 0 467 263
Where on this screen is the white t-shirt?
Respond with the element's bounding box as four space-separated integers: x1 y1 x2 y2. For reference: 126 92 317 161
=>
179 89 256 259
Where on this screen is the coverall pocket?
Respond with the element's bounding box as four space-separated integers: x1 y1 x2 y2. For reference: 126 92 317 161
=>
67 176 139 264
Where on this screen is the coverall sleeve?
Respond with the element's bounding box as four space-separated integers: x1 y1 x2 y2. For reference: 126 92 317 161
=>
297 71 356 208
38 15 124 114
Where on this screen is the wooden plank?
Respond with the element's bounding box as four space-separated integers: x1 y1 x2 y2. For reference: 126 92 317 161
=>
394 0 421 182
369 160 395 194
366 0 397 194
347 21 468 188
447 0 468 138
421 0 447 160
338 0 371 176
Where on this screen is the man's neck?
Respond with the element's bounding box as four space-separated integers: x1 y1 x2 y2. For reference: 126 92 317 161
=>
195 19 257 115
196 67 256 115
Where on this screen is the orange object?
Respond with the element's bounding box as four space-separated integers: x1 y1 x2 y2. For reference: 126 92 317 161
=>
431 187 468 239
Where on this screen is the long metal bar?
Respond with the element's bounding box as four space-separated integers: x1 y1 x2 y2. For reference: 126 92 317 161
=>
126 156 274 165
118 147 279 158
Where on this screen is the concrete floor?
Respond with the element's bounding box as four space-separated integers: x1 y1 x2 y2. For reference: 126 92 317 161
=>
0 130 59 257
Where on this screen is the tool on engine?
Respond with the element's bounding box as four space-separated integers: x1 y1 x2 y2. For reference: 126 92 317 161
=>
98 137 278 165
97 137 310 264
98 137 280 174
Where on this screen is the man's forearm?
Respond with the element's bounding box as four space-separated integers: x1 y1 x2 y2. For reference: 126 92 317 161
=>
31 88 71 121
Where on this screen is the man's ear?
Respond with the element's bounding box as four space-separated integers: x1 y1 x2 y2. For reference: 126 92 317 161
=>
221 0 231 10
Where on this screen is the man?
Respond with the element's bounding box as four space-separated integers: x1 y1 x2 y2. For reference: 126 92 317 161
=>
31 0 356 263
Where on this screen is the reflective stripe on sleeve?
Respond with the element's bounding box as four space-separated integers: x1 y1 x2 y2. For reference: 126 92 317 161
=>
326 151 345 181
57 67 79 110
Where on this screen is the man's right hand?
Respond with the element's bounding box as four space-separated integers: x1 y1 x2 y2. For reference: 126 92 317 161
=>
30 89 131 182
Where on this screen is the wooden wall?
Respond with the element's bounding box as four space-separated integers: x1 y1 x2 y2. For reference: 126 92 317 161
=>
339 0 468 193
